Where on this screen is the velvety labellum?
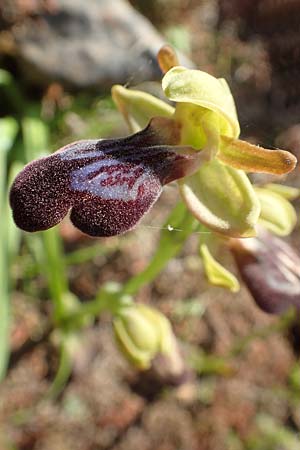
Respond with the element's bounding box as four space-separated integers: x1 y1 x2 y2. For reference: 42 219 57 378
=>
10 122 199 237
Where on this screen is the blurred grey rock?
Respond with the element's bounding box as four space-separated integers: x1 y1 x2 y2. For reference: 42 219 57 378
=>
14 0 192 90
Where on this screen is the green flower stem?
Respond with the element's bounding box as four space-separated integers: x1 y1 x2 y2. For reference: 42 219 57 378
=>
63 205 203 327
189 349 234 376
46 340 72 399
123 202 201 296
62 285 133 330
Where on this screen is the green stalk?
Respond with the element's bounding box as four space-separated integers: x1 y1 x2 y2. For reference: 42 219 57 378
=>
42 228 69 324
0 151 10 380
62 204 203 326
46 341 72 399
62 284 133 330
123 202 202 295
0 118 18 380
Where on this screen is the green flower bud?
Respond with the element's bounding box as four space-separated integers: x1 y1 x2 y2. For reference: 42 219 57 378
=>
113 304 175 370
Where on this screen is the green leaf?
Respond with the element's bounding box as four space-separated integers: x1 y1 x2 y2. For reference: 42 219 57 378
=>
22 117 49 160
254 415 300 450
0 117 18 380
179 159 260 237
219 136 297 175
0 69 12 86
255 187 297 236
111 84 174 133
0 117 18 155
22 116 70 324
200 244 240 292
162 66 240 138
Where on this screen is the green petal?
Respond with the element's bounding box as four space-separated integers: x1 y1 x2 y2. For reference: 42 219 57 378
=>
219 136 297 175
179 159 260 237
111 84 174 133
200 244 240 292
255 187 297 236
162 66 240 138
263 183 300 201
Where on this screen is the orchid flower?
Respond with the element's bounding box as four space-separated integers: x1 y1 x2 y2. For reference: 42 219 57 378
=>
112 45 297 238
10 118 200 237
227 183 300 314
202 183 300 313
10 46 296 238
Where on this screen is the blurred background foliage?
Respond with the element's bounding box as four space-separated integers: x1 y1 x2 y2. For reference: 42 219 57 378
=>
1 0 300 449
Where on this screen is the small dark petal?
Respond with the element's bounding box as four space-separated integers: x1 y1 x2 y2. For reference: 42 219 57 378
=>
10 123 198 237
231 229 300 314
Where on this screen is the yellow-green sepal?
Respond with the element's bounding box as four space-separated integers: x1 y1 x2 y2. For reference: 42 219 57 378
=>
255 187 297 236
111 84 174 133
263 183 300 200
179 159 260 238
162 66 240 138
200 243 240 292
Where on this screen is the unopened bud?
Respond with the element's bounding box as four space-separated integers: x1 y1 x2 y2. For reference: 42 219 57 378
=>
113 304 185 380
